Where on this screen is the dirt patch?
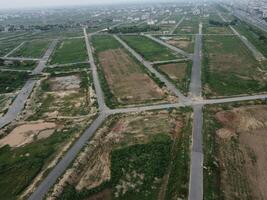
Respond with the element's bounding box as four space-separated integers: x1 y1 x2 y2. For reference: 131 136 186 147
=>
0 122 56 147
50 75 81 91
215 105 267 199
159 62 187 81
99 48 165 104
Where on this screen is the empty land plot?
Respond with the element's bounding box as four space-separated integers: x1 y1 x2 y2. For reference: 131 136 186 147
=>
234 20 267 58
92 35 166 107
44 63 90 74
174 16 199 34
50 38 87 65
0 71 29 94
155 62 192 94
120 35 181 61
51 109 192 200
159 35 195 53
30 71 96 120
203 104 267 200
11 39 51 58
203 35 267 97
0 95 12 117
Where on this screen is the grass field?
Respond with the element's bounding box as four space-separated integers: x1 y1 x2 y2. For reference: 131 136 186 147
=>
44 63 90 74
155 61 192 94
120 35 180 61
50 38 87 65
92 35 166 107
203 104 267 200
11 40 51 58
174 16 199 34
0 39 25 57
234 20 267 58
0 71 29 94
202 35 267 97
202 14 233 34
56 109 192 200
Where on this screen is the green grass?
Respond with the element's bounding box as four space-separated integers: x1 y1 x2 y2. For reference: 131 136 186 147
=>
120 35 179 61
0 71 29 94
12 40 51 58
174 16 199 34
50 38 87 65
0 125 81 200
0 39 25 57
202 35 267 97
92 35 122 53
59 134 173 200
234 20 267 58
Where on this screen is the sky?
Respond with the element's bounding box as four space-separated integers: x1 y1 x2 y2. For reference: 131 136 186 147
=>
0 0 162 9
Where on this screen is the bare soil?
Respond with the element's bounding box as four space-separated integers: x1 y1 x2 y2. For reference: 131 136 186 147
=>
215 105 267 199
0 122 56 147
49 75 81 91
99 48 165 104
159 62 187 81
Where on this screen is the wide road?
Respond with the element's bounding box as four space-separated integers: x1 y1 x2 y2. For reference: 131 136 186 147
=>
114 34 188 103
145 34 192 59
0 57 41 61
0 79 37 129
28 113 109 200
189 23 202 98
32 39 58 75
83 28 108 111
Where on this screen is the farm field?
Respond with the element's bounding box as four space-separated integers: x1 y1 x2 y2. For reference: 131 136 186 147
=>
50 109 192 200
50 38 87 65
0 68 97 199
120 35 181 61
155 61 192 94
202 35 267 97
174 16 199 34
92 35 169 107
159 35 195 53
0 71 29 94
203 103 267 200
11 39 51 58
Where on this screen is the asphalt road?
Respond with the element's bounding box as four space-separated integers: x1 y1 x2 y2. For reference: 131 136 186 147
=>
114 34 188 103
32 39 58 75
189 105 203 200
0 57 41 61
0 79 37 129
28 113 109 200
145 34 192 59
83 28 108 112
189 24 202 98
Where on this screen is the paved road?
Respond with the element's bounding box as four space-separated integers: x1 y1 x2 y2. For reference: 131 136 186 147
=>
189 105 203 200
48 61 89 68
0 79 37 129
28 113 109 200
83 28 108 111
0 57 41 61
170 16 185 34
114 34 188 103
4 41 25 57
151 58 190 65
145 34 193 59
217 11 266 61
32 39 58 75
189 23 202 98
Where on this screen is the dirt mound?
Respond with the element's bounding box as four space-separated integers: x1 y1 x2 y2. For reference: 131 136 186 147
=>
50 75 81 91
0 122 56 147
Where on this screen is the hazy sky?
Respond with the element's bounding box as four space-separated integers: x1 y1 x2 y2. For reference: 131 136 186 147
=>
0 0 158 9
